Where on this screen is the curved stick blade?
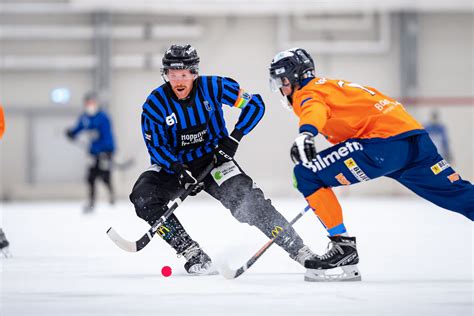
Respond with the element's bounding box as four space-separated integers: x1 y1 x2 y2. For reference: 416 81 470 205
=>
106 227 137 252
219 263 239 279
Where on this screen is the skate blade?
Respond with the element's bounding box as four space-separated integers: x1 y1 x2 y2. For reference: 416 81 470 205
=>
304 264 361 282
188 270 219 276
188 264 219 276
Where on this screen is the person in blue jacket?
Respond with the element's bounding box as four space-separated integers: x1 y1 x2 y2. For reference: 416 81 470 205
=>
66 92 116 212
425 110 452 162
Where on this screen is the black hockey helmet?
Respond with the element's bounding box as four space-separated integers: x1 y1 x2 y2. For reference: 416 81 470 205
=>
269 48 315 92
161 44 200 75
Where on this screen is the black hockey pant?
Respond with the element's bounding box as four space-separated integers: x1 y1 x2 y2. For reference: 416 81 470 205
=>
87 152 114 206
129 161 305 256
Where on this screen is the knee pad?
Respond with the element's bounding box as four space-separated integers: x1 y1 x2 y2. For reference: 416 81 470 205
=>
216 175 253 223
129 181 167 223
221 177 274 226
293 164 325 197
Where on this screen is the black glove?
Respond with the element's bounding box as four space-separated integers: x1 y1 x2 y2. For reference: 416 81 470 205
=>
290 132 317 164
65 129 75 140
170 163 204 196
214 136 239 166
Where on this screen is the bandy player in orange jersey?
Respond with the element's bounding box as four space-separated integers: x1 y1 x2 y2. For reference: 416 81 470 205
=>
0 105 5 138
0 105 11 257
269 48 474 282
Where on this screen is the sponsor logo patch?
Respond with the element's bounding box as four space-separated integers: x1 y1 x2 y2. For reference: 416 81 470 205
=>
302 141 364 172
180 129 208 147
447 172 460 183
203 100 212 112
157 225 170 236
271 226 283 237
212 161 242 186
335 173 351 186
335 252 357 267
214 171 223 180
275 67 285 75
344 158 370 182
431 160 450 175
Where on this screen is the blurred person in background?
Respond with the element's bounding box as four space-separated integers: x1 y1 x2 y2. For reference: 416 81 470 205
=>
0 104 11 257
129 44 315 275
269 48 474 282
0 228 9 257
424 110 452 162
65 92 116 213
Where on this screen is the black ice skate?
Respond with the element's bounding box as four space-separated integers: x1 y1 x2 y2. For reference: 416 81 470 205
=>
0 228 11 258
304 236 361 282
180 243 217 276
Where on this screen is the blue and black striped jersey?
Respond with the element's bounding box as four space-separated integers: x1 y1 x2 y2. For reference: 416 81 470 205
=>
141 76 265 172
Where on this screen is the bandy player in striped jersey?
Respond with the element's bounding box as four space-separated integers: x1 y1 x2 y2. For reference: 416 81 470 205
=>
130 44 315 275
269 48 474 282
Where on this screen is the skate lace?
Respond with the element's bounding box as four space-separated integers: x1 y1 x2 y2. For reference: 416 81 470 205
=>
319 241 344 260
180 243 201 260
294 245 316 264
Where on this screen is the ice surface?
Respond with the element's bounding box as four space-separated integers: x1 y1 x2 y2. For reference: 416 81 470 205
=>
1 197 472 315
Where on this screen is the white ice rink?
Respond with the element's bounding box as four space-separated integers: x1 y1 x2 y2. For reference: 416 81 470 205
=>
1 197 473 316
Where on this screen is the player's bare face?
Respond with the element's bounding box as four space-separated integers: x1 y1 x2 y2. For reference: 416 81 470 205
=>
167 69 196 100
280 78 293 96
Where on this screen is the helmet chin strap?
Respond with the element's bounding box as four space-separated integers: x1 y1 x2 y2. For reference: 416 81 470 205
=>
278 89 293 111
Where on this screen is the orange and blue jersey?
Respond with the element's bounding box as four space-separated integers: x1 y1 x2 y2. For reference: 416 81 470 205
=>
290 77 473 233
292 77 424 143
0 105 5 139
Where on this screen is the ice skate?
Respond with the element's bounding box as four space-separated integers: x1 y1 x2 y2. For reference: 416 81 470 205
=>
181 243 218 276
83 203 94 214
0 229 11 258
304 236 361 282
290 245 317 266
